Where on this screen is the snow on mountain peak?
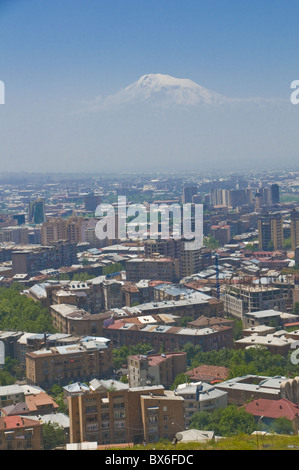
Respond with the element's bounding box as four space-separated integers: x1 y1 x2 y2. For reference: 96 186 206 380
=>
118 73 230 106
135 73 199 90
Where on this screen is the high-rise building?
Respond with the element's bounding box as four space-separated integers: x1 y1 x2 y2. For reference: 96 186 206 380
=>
28 198 46 224
291 209 299 251
258 214 284 250
271 184 280 204
182 186 197 204
270 215 284 250
41 218 67 245
41 216 92 245
84 192 101 212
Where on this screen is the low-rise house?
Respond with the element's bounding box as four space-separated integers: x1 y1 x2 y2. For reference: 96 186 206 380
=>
25 392 59 415
24 412 70 443
185 365 229 384
215 375 286 405
1 402 30 417
174 381 227 428
234 333 294 356
0 384 25 409
243 398 299 433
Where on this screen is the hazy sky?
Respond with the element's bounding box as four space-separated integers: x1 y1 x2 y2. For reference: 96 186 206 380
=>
0 0 299 174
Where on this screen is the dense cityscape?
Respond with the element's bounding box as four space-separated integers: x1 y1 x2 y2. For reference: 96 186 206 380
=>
2 0 299 457
0 168 299 451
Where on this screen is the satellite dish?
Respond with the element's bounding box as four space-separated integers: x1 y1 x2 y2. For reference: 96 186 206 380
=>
0 341 5 367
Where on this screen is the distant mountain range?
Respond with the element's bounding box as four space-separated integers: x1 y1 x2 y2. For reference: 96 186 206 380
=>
98 73 270 109
101 73 231 107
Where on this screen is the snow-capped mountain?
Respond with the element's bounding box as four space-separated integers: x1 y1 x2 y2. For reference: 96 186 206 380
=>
103 73 233 107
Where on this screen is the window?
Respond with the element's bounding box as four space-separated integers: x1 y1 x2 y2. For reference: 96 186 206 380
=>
114 411 125 419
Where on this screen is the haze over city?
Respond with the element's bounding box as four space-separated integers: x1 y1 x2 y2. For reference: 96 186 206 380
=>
0 0 299 174
2 0 299 455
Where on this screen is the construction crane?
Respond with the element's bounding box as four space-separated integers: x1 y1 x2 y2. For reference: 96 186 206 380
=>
215 252 220 299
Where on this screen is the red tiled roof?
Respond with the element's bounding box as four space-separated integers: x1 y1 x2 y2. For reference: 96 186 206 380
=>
185 364 229 382
0 416 40 431
25 392 59 412
244 398 299 420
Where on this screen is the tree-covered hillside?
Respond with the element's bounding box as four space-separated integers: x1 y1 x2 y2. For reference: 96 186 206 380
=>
0 286 55 333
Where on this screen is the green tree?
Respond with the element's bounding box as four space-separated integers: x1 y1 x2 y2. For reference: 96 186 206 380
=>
244 243 258 252
283 237 292 250
0 369 15 386
171 372 190 390
189 410 214 431
112 343 152 370
48 384 68 414
42 422 66 450
267 240 274 251
293 302 299 315
204 236 220 250
190 406 255 437
217 406 255 436
179 316 193 328
270 417 294 435
0 287 55 333
103 263 124 275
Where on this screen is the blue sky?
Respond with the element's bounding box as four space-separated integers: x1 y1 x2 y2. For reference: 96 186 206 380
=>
0 0 299 173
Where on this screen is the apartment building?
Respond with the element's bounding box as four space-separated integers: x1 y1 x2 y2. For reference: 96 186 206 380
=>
0 226 29 244
50 303 111 336
104 320 233 353
68 381 183 445
224 284 286 319
140 391 184 444
144 239 211 278
41 218 67 245
11 241 77 275
242 309 283 328
126 257 180 283
291 209 299 251
127 352 187 388
41 216 92 246
0 416 42 450
25 338 113 387
144 238 182 259
258 213 284 250
180 246 203 277
210 224 231 245
109 295 224 322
